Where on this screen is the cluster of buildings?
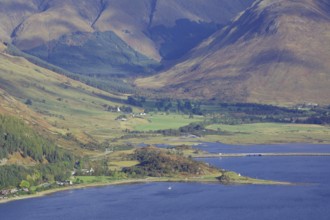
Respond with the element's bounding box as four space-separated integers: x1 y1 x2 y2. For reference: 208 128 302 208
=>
0 188 28 199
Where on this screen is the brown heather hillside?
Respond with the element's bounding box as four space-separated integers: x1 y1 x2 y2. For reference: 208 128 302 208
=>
136 0 330 105
0 88 48 129
0 0 253 74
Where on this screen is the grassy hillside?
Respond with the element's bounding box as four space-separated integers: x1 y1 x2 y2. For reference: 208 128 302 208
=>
0 84 59 141
136 0 330 105
0 48 140 150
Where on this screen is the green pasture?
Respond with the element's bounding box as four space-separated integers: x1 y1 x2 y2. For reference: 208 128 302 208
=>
205 123 330 144
133 113 204 131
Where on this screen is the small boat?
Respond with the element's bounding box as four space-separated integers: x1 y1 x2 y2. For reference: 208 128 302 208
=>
168 186 172 190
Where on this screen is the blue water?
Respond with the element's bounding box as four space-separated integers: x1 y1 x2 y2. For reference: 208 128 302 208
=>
195 142 330 154
1 143 330 220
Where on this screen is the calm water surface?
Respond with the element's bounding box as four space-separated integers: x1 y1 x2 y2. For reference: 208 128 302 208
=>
195 142 330 154
1 143 330 220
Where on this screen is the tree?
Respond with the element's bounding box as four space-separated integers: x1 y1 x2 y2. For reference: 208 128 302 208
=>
25 99 32 105
19 180 30 189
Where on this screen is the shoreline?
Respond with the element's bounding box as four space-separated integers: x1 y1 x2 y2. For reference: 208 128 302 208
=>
0 178 164 205
0 176 291 205
193 152 330 158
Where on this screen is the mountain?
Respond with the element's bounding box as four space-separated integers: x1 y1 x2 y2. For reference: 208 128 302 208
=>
136 0 330 105
1 0 330 105
0 0 254 75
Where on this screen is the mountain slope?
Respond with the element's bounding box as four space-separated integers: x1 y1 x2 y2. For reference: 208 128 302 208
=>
0 42 140 149
0 44 53 129
0 0 254 75
136 0 330 105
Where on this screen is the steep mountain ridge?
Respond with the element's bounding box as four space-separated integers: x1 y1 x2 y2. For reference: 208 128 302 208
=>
136 0 330 105
0 0 254 75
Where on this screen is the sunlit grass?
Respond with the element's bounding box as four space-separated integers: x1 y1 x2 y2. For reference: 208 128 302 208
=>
205 123 330 144
133 113 204 131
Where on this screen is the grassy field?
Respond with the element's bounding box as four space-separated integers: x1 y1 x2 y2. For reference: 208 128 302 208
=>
133 114 204 131
205 123 330 144
108 161 140 171
73 176 129 184
110 121 330 146
102 122 330 147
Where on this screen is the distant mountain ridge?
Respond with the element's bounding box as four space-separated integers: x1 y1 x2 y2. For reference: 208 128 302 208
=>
136 0 330 105
0 0 253 75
